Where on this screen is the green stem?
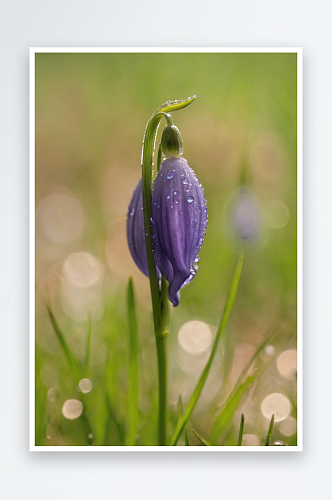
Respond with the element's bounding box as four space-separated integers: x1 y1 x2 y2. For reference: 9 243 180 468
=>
155 276 170 445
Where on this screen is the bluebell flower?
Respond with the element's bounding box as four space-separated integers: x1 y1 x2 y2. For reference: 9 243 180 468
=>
151 157 207 306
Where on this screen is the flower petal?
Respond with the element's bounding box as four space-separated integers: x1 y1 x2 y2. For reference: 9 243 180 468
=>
127 178 149 276
151 157 207 306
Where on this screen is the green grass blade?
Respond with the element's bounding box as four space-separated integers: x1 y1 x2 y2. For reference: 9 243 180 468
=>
192 429 210 446
170 253 244 446
177 395 183 422
209 328 278 444
184 428 189 446
237 413 245 446
264 414 274 446
85 311 92 377
210 375 255 444
230 328 278 399
46 305 81 381
125 278 139 446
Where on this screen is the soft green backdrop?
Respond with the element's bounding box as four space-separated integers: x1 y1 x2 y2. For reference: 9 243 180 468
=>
35 52 297 446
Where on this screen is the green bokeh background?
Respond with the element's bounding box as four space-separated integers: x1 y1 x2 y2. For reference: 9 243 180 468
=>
35 52 297 446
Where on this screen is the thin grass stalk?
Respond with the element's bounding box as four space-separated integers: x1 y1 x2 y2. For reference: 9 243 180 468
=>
125 278 139 446
237 413 245 446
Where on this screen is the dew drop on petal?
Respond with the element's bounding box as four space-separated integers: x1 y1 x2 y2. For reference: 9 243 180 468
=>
187 196 194 204
167 172 174 180
62 399 83 420
166 195 171 200
173 190 178 195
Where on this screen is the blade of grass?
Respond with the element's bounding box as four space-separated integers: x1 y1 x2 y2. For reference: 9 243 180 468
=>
237 413 245 446
46 305 81 382
170 253 244 446
125 278 139 446
105 393 125 446
264 414 274 446
184 428 189 446
177 395 183 422
85 311 92 378
210 375 256 444
46 306 98 442
210 328 278 444
192 429 210 446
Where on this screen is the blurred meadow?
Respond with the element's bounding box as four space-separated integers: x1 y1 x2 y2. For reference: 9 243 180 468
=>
34 52 298 447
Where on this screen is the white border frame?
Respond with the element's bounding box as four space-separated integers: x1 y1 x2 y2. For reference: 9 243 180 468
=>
29 47 303 452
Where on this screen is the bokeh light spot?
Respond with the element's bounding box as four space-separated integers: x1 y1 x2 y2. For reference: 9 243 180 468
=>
266 200 289 229
261 393 291 422
265 345 275 356
62 399 83 420
242 434 260 446
78 378 93 393
178 321 212 355
279 416 297 437
64 252 102 287
277 349 297 380
36 193 84 244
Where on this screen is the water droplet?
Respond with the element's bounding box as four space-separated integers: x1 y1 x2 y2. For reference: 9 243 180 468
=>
166 195 171 200
195 256 200 263
182 179 188 185
184 184 190 192
151 234 156 240
167 172 174 180
187 196 194 204
173 190 178 195
150 217 155 224
130 208 135 216
273 440 287 446
153 202 157 206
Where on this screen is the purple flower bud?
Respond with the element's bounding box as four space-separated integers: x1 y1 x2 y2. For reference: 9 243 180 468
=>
151 157 207 307
127 178 150 277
